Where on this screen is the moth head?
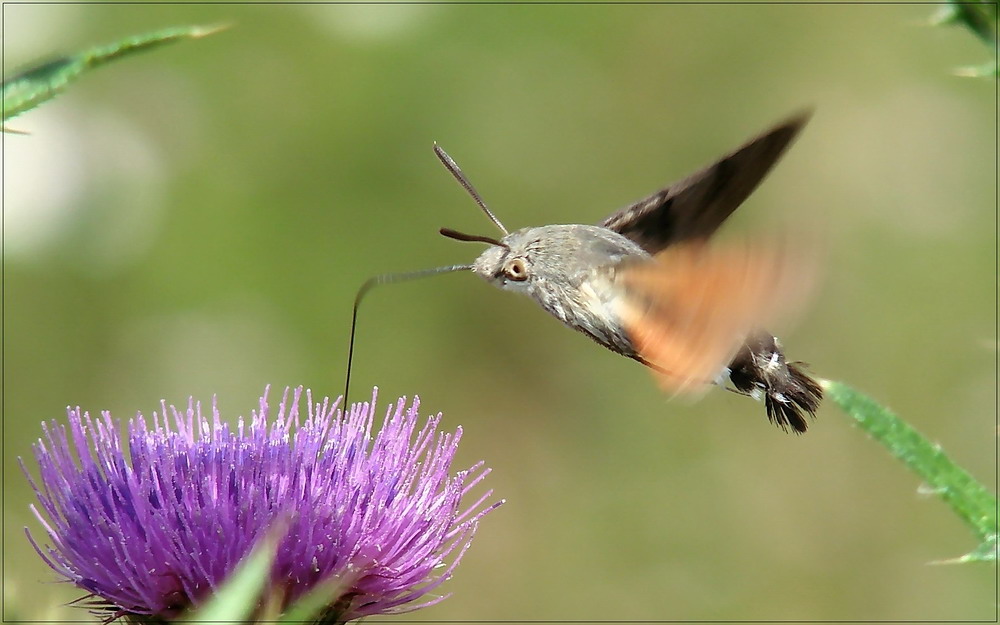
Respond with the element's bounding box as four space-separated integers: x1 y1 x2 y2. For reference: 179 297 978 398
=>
440 228 533 291
434 143 537 290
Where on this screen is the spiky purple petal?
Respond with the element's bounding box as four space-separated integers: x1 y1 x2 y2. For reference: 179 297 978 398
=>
23 387 500 622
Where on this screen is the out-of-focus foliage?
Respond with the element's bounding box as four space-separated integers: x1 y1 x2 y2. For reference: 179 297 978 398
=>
3 4 995 622
930 0 998 76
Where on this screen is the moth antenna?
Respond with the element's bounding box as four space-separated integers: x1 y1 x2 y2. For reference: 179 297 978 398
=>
434 143 509 235
439 227 508 248
344 264 473 409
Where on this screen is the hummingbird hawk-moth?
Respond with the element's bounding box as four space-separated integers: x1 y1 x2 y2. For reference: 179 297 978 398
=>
348 112 822 432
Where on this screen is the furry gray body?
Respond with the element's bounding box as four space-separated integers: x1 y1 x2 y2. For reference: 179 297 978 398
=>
472 224 649 358
470 223 823 433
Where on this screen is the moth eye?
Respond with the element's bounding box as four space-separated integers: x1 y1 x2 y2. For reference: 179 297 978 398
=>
505 258 528 281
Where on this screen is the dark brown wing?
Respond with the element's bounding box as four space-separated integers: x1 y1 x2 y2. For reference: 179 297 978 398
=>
600 111 811 254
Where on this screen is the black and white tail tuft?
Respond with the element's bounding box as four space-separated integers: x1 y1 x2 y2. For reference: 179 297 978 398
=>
728 332 822 433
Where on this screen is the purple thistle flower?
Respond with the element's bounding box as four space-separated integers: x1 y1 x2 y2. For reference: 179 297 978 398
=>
22 386 501 623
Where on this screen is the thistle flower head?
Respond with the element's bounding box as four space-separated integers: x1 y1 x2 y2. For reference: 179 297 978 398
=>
22 387 499 623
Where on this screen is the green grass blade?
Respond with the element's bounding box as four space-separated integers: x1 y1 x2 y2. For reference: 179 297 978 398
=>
2 24 224 123
823 380 997 560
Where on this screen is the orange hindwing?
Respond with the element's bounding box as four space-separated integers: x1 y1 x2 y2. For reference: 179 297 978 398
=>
615 239 816 395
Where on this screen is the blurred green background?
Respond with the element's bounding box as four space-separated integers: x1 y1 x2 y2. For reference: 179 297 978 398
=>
3 4 995 622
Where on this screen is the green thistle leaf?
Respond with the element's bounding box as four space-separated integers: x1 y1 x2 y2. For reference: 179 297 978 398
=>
960 534 999 563
2 24 225 125
823 379 997 560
